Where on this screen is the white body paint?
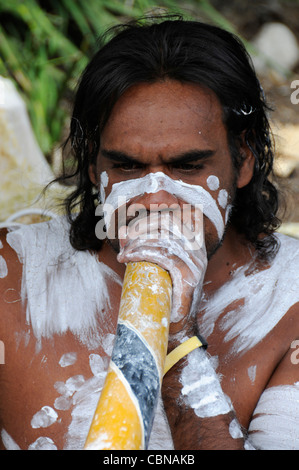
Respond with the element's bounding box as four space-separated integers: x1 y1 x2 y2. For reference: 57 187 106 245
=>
3 215 299 450
1 429 21 450
101 172 225 240
59 352 77 368
181 348 232 418
60 347 172 450
1 427 57 450
229 419 244 439
180 230 299 441
248 383 299 450
6 216 122 351
31 406 58 429
3 217 173 449
248 365 257 385
28 437 58 450
199 233 299 356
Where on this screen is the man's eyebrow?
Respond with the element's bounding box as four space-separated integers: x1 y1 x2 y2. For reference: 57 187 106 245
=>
100 148 215 164
168 149 215 164
100 149 141 164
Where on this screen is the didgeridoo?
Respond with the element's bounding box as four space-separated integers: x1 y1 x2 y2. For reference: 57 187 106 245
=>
84 261 172 450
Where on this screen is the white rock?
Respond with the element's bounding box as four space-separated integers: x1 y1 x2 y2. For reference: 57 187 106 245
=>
252 22 299 74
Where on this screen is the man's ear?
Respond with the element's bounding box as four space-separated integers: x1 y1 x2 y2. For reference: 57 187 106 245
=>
88 164 97 186
236 136 255 189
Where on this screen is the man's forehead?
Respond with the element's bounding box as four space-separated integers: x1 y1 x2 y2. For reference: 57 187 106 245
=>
100 80 225 152
107 81 220 120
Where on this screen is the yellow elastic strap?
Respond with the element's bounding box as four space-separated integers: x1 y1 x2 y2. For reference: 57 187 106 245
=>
164 336 206 376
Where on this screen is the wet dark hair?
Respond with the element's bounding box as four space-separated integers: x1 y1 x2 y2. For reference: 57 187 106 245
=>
58 16 281 259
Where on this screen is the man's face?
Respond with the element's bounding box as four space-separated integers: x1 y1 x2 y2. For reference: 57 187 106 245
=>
90 80 252 258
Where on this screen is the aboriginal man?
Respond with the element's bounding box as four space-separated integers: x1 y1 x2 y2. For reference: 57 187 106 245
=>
1 18 299 450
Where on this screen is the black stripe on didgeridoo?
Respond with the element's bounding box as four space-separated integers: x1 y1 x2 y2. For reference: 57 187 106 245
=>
111 323 160 448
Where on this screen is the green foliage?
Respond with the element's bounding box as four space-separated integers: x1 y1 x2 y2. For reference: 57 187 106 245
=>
0 0 237 157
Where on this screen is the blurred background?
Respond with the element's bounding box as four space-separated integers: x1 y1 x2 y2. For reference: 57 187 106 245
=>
0 0 299 234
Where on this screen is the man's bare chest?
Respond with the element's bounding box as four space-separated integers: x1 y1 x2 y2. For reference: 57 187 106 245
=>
0 320 117 450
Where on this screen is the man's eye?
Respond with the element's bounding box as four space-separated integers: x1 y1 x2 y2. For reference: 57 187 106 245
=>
112 163 141 172
173 163 204 171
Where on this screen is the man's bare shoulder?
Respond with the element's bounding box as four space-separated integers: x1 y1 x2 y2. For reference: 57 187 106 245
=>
200 232 299 359
0 228 22 290
0 228 23 345
267 233 299 291
242 232 299 294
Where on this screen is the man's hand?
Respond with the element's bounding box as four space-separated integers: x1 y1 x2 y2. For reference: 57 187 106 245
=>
117 207 207 344
114 207 249 450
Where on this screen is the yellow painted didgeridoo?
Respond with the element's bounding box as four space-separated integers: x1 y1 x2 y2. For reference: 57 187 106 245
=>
84 261 172 450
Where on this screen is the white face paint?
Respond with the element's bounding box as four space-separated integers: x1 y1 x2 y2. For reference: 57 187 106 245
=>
225 204 233 224
101 172 226 241
218 189 228 209
101 171 109 188
206 175 220 191
100 171 109 204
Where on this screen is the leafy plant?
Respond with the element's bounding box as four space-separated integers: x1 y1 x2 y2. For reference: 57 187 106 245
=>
0 0 240 161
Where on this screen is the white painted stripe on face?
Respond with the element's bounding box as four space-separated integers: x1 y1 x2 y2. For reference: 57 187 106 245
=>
101 172 225 240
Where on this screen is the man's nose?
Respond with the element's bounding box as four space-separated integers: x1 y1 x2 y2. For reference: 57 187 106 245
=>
133 189 179 211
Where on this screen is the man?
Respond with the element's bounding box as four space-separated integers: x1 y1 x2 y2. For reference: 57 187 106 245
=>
1 18 299 450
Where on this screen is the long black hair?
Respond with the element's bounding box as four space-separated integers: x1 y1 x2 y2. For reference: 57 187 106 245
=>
58 16 281 258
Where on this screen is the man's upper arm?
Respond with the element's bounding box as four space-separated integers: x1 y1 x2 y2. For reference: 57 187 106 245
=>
248 306 299 450
0 228 23 342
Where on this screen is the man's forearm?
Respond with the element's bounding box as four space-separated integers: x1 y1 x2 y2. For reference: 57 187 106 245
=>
162 347 247 450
